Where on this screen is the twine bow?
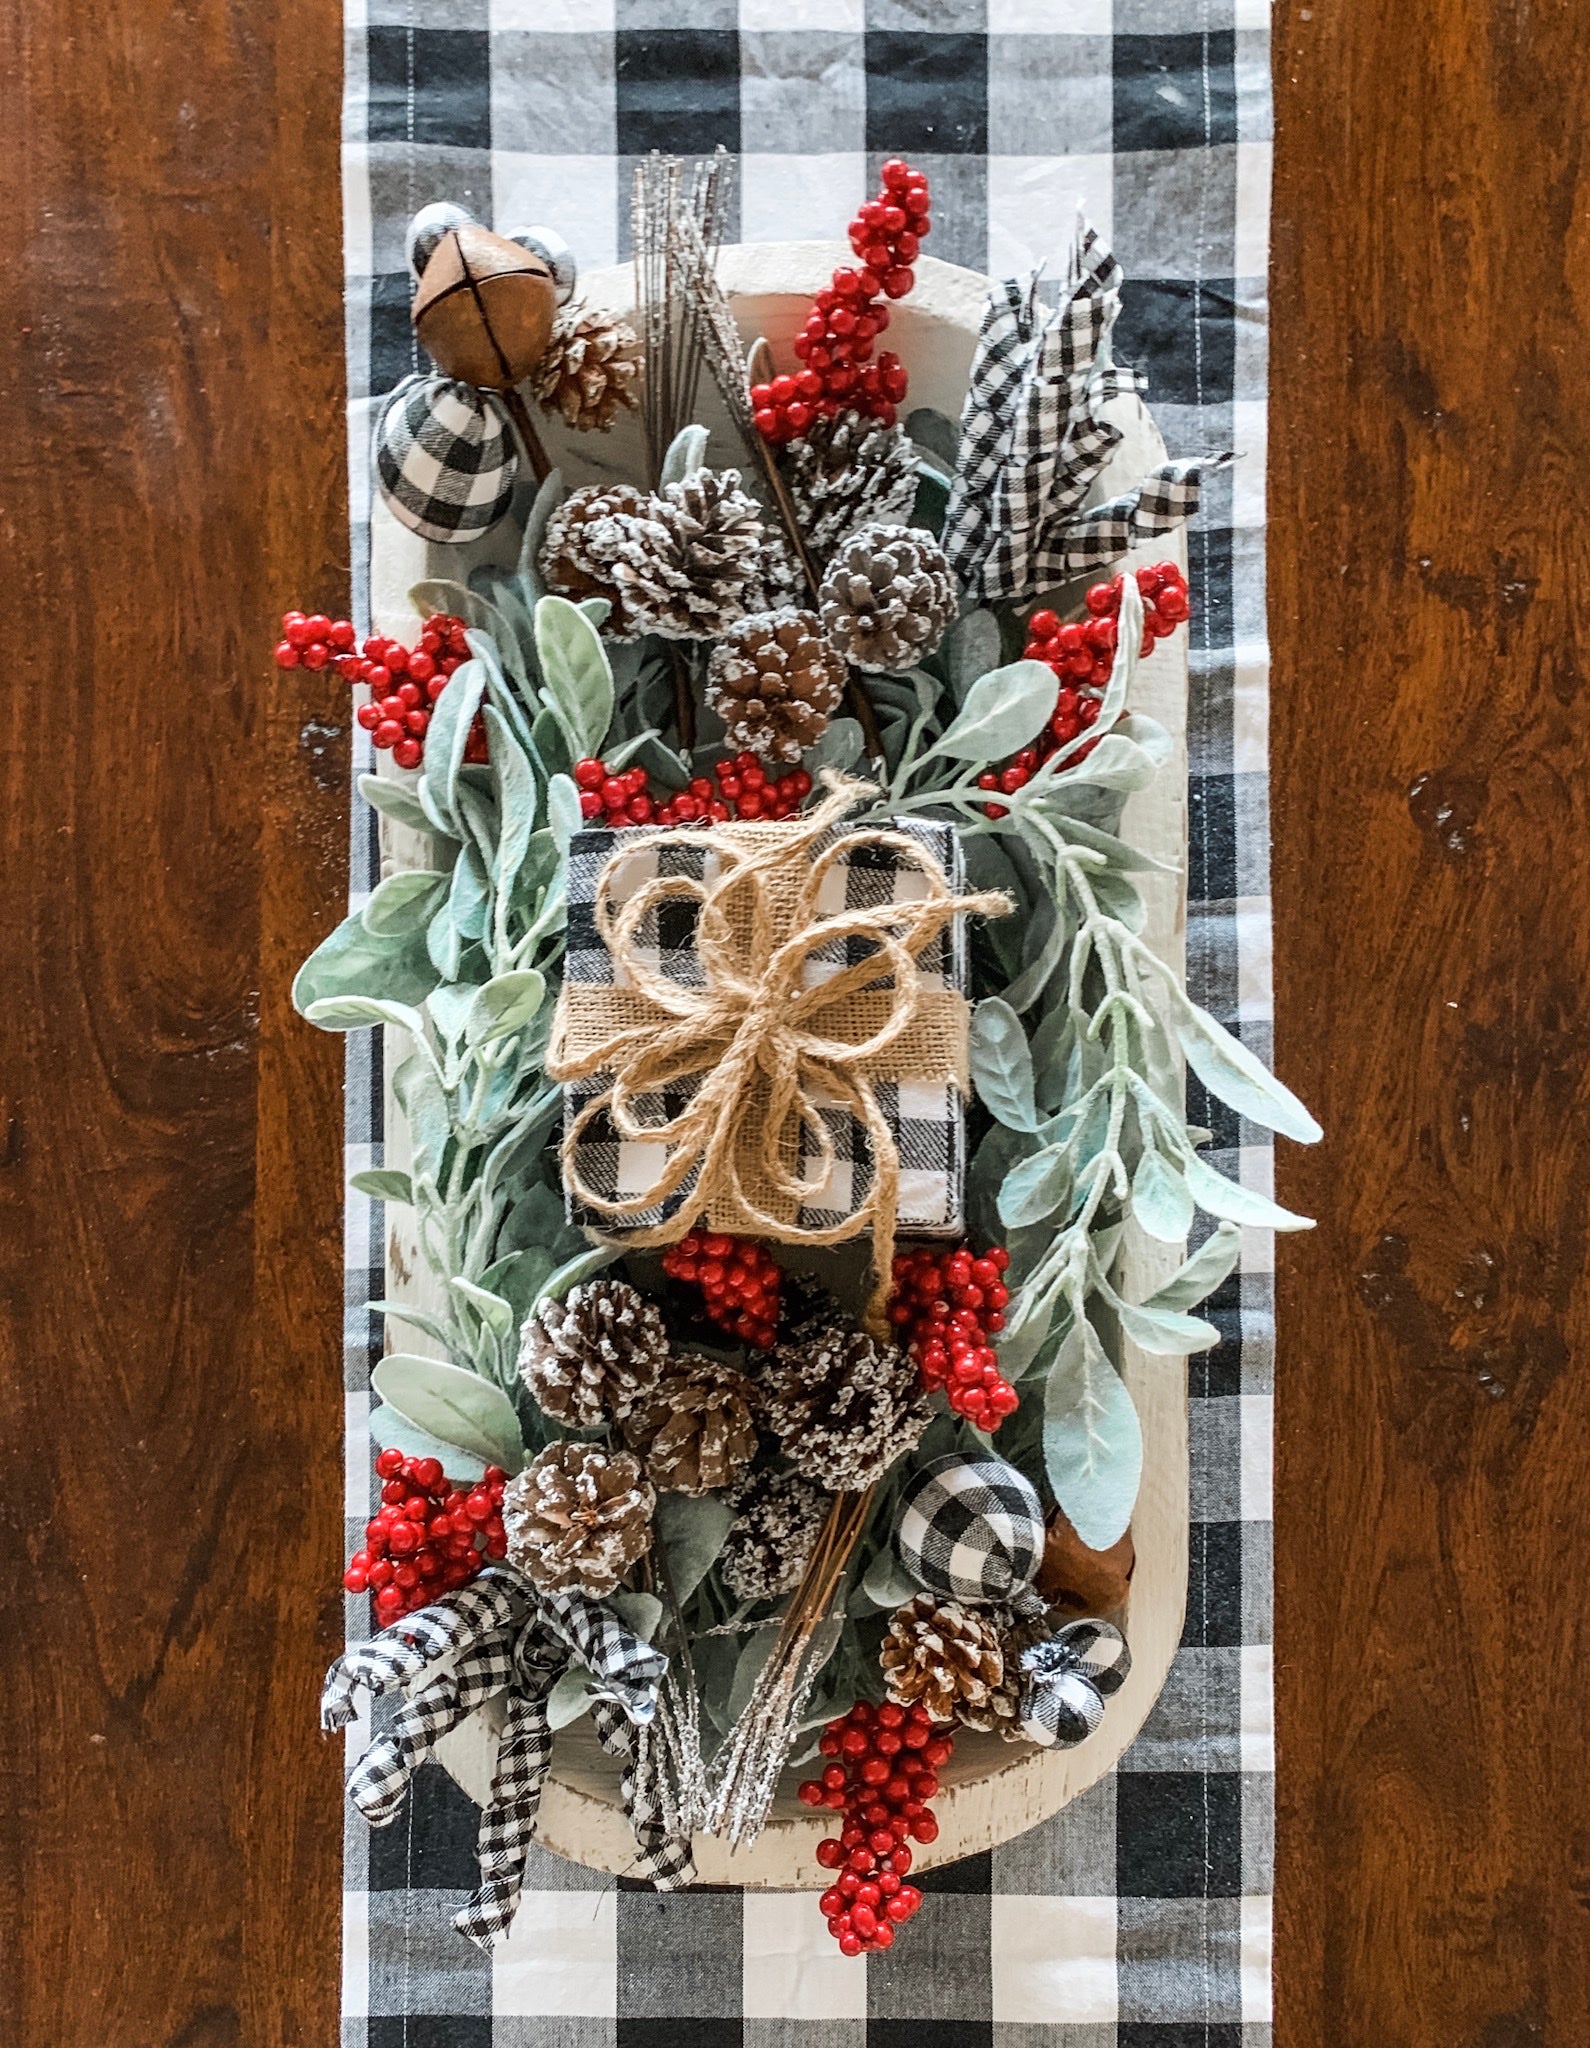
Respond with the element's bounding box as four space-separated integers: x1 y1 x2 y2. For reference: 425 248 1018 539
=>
548 773 1011 1331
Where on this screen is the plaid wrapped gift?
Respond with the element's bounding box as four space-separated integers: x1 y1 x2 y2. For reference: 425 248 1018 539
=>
554 814 976 1239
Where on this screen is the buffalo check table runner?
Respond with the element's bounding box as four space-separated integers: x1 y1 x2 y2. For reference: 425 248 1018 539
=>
339 3 1276 2039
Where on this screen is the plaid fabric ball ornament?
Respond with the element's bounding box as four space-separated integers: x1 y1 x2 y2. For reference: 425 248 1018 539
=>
374 373 517 543
896 1453 1045 1608
1016 1616 1130 1747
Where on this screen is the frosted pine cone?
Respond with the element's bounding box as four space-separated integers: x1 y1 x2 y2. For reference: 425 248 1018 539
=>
705 608 846 764
817 521 956 673
518 1278 669 1429
783 412 918 564
760 1319 931 1491
503 1441 655 1598
720 1467 831 1601
530 301 642 432
625 1353 759 1496
881 1593 1005 1726
540 470 765 640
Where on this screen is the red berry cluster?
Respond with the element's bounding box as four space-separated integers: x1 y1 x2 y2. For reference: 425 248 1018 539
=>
343 1450 508 1624
662 1230 782 1349
798 1700 948 1955
274 610 480 771
752 159 929 443
977 563 1192 818
572 754 813 828
890 1243 1017 1428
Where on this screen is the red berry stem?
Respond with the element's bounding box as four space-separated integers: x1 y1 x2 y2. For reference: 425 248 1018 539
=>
275 609 479 772
345 1451 508 1624
798 1699 946 1954
978 562 1191 819
572 753 812 828
752 159 929 444
662 1230 781 1349
890 1242 1017 1428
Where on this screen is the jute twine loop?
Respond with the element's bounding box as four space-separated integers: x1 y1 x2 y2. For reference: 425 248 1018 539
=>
546 773 1012 1331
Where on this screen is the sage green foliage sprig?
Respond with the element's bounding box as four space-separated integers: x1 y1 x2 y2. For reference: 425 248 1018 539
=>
292 564 628 1482
847 567 1321 1549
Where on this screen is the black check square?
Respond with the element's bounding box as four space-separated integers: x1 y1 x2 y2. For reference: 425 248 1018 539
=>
868 2025 992 2047
1117 279 1238 409
914 1849 991 1896
866 33 988 155
1116 1771 1243 1899
1118 2029 1243 2048
1112 32 1238 154
368 2022 493 2048
367 28 491 151
366 1758 482 1894
617 30 741 156
1184 1520 1244 1647
369 271 417 396
618 2023 741 2048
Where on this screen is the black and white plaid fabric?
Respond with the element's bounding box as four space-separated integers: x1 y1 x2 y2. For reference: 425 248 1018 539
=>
897 1453 1046 1607
374 371 518 542
562 819 969 1237
341 6 1277 2035
944 226 1229 600
1018 1619 1131 1749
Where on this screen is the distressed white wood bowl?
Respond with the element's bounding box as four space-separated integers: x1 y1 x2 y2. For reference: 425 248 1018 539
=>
366 244 1189 1886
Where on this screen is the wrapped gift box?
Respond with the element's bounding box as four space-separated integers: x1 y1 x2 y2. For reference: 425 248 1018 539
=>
556 817 972 1239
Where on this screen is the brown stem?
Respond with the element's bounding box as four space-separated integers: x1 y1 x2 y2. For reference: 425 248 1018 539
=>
748 430 885 763
499 385 552 485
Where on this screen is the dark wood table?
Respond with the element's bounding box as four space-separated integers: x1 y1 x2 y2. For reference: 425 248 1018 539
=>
4 2 1587 2039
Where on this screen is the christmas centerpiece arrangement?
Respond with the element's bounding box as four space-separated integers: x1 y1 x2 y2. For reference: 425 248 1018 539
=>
290 154 1317 1957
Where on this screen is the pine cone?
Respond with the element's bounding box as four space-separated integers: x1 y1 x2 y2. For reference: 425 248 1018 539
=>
625 1353 759 1496
760 1319 931 1491
530 300 642 432
503 1441 654 1598
818 521 957 673
705 608 847 764
519 1278 670 1429
881 1593 1005 1726
720 1467 832 1601
980 1606 1052 1740
783 411 918 565
541 470 765 641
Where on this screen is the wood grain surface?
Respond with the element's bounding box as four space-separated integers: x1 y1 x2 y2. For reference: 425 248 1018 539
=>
3 0 1588 2042
0 0 349 2043
1269 3 1590 2042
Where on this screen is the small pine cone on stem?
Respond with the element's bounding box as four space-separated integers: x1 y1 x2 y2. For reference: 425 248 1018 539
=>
530 301 642 432
761 1319 931 1492
881 1592 1005 1727
540 470 765 641
518 1277 670 1429
705 608 847 765
502 1441 655 1598
782 411 919 566
625 1353 760 1496
720 1467 833 1601
818 521 957 674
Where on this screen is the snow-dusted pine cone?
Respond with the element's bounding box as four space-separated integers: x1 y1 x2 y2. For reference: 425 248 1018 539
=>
979 1606 1052 1740
881 1592 1005 1726
704 608 847 764
625 1353 759 1496
783 411 918 564
720 1467 832 1601
530 300 642 432
760 1318 931 1491
817 521 957 673
540 470 765 640
518 1277 670 1429
502 1441 654 1598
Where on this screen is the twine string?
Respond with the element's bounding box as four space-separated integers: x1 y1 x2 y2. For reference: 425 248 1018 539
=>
547 774 1011 1329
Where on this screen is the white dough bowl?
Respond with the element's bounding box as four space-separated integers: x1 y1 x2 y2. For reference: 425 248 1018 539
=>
366 244 1189 1887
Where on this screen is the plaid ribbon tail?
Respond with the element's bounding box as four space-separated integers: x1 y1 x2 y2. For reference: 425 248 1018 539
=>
347 1633 516 1826
321 1567 533 1729
1036 453 1235 580
942 277 1033 588
454 1644 561 1951
591 1700 697 1890
540 1587 670 1724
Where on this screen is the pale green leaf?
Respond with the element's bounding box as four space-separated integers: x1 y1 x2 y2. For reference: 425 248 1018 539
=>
535 595 614 759
371 1353 526 1473
661 423 709 485
292 912 440 1014
969 997 1041 1131
1042 1316 1142 1549
358 771 452 838
609 1590 664 1643
305 994 426 1037
860 1544 919 1612
362 869 450 938
450 1276 515 1343
1170 996 1323 1145
1131 1148 1195 1243
654 1492 735 1606
921 659 1057 764
368 1400 487 1484
484 704 538 896
546 772 583 855
1142 1222 1243 1313
467 969 547 1046
997 1144 1074 1229
546 1668 595 1729
1182 1151 1315 1231
1115 1297 1220 1355
349 1167 414 1206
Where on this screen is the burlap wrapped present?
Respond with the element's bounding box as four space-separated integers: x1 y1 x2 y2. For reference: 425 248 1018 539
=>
545 777 1009 1324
